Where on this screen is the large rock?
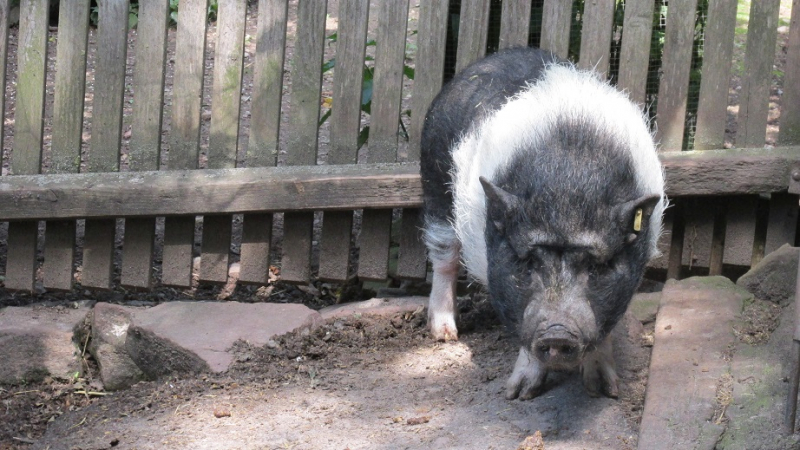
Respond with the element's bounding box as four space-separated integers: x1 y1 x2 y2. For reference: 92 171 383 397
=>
89 303 145 391
0 302 92 384
126 302 322 379
737 244 799 307
319 296 427 320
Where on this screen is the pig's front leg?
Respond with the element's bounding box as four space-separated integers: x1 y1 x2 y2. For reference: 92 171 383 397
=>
427 249 459 341
580 334 619 398
506 347 548 400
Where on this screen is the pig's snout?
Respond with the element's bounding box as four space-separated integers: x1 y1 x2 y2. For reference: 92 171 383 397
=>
533 325 583 369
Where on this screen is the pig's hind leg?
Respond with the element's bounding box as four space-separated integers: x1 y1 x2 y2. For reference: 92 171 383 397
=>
423 219 460 341
580 335 619 398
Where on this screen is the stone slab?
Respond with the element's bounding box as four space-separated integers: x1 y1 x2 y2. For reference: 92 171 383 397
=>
319 296 427 321
126 302 322 378
638 277 751 450
0 302 92 384
90 303 145 391
737 244 799 307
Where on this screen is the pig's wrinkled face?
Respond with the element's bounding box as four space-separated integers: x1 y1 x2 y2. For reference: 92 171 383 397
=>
481 176 659 371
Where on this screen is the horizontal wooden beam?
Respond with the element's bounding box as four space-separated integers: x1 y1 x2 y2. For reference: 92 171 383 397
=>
0 147 797 221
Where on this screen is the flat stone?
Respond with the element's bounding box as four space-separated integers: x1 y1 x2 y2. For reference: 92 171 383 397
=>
90 303 145 391
638 277 751 450
126 302 322 378
629 292 661 324
0 302 92 384
319 296 427 321
737 244 799 307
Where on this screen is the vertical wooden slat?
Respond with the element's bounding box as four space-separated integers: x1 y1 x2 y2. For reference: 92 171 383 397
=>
681 198 714 269
162 0 209 287
540 0 572 59
617 0 654 105
408 0 448 162
723 195 757 266
693 0 738 150
200 1 247 284
43 0 90 291
655 0 699 151
280 0 327 283
455 0 491 73
779 0 800 145
239 0 288 285
83 0 129 290
738 0 781 147
0 0 8 154
708 199 728 276
121 0 169 289
318 212 352 281
404 0 449 280
499 0 532 49
578 0 615 76
764 193 799 254
6 0 49 291
667 200 686 280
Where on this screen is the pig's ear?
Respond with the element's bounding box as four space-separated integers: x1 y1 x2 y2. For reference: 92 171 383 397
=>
617 194 661 239
480 176 520 232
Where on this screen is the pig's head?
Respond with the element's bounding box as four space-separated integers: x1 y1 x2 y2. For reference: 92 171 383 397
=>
479 154 661 371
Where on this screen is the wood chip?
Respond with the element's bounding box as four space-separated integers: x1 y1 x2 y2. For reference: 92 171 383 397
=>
406 416 430 426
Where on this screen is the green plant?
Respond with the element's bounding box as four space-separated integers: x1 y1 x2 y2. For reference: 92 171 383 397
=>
89 0 218 29
318 33 416 150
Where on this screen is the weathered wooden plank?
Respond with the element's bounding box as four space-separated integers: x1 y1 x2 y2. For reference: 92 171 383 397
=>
7 0 49 291
318 211 352 281
764 193 799 254
280 212 313 284
655 0 699 151
5 222 38 291
396 208 427 280
247 0 288 167
43 220 75 291
121 217 155 289
238 213 273 284
122 0 169 289
81 219 116 289
723 195 758 266
0 0 8 154
667 201 686 280
578 0 615 76
750 196 769 265
681 197 714 269
499 0 533 49
738 0 781 147
455 0 491 73
540 0 572 59
779 0 800 145
708 199 727 276
161 216 195 288
693 0 738 150
617 0 655 105
358 209 393 280
409 0 449 162
199 215 232 284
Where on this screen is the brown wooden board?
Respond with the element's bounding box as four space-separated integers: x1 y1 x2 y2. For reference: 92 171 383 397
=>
318 211 353 281
681 197 714 269
42 220 76 291
238 213 273 284
764 193 799 254
723 195 758 266
655 0 699 151
455 0 491 73
779 0 800 145
6 0 49 291
396 208 427 280
161 216 195 287
738 0 781 147
122 0 169 289
617 0 655 105
81 219 116 289
0 0 8 153
281 0 327 283
693 0 738 150
540 0 572 59
578 0 615 76
708 199 728 276
499 0 533 49
358 209 393 280
200 215 232 284
667 201 686 280
409 0 448 162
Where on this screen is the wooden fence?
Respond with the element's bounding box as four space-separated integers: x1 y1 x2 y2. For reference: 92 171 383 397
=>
0 0 798 293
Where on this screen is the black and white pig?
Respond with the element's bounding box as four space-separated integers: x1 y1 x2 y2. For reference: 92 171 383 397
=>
420 47 665 399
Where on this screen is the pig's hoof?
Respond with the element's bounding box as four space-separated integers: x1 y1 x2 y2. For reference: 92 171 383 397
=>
581 352 619 398
428 312 458 341
506 348 547 400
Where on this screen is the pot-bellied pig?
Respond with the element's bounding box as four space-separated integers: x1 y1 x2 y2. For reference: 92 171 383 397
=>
420 47 665 399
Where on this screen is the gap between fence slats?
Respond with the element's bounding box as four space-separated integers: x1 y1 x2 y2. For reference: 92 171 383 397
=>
499 0 532 49
281 0 327 283
6 0 49 291
765 193 799 254
200 1 247 284
578 0 615 77
617 0 654 105
121 0 169 289
43 1 90 291
162 0 208 288
708 199 728 276
738 0 781 147
540 0 572 59
667 200 686 280
455 0 491 73
239 0 288 285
